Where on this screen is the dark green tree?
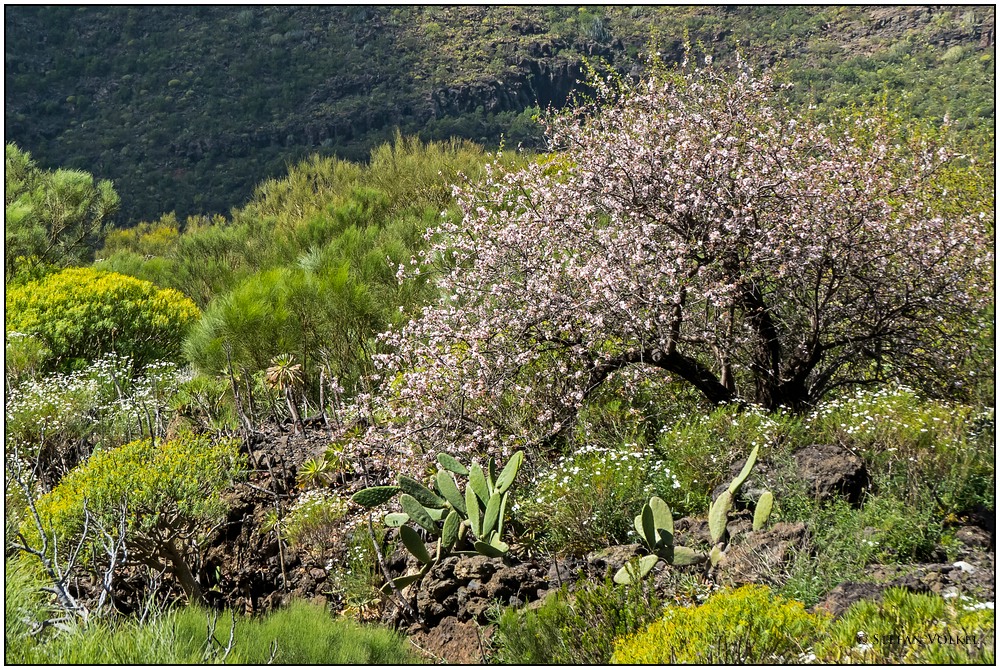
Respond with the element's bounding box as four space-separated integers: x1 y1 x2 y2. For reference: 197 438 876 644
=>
5 143 120 283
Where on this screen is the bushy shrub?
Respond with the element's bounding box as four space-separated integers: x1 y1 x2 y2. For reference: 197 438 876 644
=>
610 585 828 664
802 385 995 516
5 143 119 282
5 354 185 488
814 588 995 664
25 433 244 601
5 332 51 384
5 267 200 372
282 489 350 549
520 442 681 555
654 403 799 513
491 578 662 664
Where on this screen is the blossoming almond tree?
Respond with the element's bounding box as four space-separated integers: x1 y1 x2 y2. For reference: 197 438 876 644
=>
349 60 993 468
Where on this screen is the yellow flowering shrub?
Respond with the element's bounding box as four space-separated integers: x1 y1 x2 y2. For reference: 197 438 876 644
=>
815 587 995 664
24 433 244 600
28 433 243 546
5 267 199 370
610 585 829 664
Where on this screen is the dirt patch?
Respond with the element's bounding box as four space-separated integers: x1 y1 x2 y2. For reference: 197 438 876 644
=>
407 617 493 664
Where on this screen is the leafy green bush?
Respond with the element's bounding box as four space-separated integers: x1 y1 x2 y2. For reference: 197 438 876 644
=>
5 267 200 371
814 588 995 664
801 386 995 516
5 143 119 283
25 433 244 602
5 354 184 487
282 489 349 549
490 578 662 664
654 403 800 513
520 442 679 555
610 585 828 664
4 332 51 384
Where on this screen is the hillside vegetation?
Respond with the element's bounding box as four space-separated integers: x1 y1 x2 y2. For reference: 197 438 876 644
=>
4 9 995 665
5 5 994 224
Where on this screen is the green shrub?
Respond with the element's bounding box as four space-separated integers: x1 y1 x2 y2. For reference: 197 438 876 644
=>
5 354 183 485
5 143 119 282
802 386 995 516
491 578 662 664
4 332 51 384
815 588 995 664
5 267 200 371
610 585 828 664
520 442 679 555
654 403 801 513
282 489 349 549
25 433 244 602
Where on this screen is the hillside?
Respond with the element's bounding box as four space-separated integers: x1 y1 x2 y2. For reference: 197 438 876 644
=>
5 5 995 225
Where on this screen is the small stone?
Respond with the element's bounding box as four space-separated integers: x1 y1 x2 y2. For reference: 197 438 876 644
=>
454 554 498 581
953 561 976 574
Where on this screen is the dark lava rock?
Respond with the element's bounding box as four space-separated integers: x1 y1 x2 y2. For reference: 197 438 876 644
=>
814 582 888 617
546 556 586 586
407 616 491 664
955 525 993 550
716 521 808 587
454 554 498 581
793 444 869 505
674 516 712 547
585 543 644 576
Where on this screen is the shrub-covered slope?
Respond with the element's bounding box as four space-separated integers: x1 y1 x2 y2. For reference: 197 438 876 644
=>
5 5 994 224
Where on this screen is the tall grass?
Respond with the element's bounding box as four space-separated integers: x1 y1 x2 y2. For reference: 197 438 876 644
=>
5 559 419 666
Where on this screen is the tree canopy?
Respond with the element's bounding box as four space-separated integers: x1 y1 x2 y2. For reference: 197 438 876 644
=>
346 60 994 469
5 143 119 283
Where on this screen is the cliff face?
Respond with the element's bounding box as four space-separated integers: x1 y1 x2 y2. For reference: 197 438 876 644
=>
5 6 994 225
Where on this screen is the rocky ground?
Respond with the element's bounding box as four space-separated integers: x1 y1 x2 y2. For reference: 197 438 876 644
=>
92 422 994 663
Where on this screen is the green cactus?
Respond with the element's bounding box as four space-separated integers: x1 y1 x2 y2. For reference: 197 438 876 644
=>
469 463 490 504
727 445 759 494
350 450 526 603
442 510 460 549
436 453 469 476
615 496 706 584
753 490 774 531
398 475 447 509
399 525 432 565
707 448 774 568
351 485 401 508
436 470 466 514
494 450 523 494
709 490 733 545
616 448 774 584
400 494 438 534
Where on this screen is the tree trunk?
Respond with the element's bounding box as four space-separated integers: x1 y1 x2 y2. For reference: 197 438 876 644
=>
162 538 204 604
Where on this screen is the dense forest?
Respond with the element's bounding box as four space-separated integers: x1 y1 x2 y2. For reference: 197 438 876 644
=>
5 5 995 223
5 5 996 665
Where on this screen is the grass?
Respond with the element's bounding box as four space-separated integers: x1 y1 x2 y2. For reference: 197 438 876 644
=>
6 572 420 666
